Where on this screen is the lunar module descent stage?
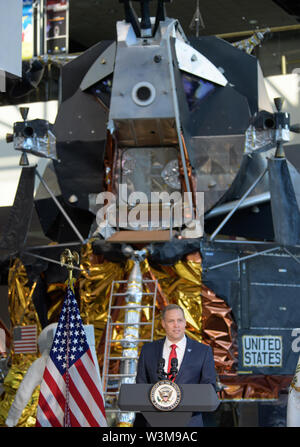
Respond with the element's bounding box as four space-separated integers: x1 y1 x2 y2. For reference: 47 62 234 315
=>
1 0 300 425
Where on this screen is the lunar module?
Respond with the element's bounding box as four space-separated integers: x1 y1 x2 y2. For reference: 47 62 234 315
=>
1 0 300 425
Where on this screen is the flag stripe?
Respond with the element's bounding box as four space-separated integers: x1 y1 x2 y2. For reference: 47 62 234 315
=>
37 391 62 427
39 380 64 426
14 351 37 354
70 356 106 426
14 344 37 348
69 408 81 427
15 333 37 338
80 352 106 417
35 407 52 427
47 357 66 397
68 392 91 427
43 366 65 413
38 359 66 427
68 373 100 426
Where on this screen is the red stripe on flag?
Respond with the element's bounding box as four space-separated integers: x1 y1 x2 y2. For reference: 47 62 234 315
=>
16 331 36 341
38 392 63 427
69 409 81 427
77 354 106 416
43 367 65 413
68 373 100 426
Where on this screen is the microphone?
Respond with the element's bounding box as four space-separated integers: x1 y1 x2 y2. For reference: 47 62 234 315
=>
157 358 166 380
170 357 178 380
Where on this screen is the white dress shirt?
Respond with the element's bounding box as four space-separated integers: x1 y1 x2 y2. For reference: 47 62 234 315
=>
162 335 187 374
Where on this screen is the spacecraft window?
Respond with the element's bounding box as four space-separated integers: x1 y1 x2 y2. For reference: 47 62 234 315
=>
182 73 216 111
132 81 156 107
86 75 113 108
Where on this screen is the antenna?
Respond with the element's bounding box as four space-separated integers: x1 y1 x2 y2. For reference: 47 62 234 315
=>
119 1 173 38
189 0 205 37
19 107 30 166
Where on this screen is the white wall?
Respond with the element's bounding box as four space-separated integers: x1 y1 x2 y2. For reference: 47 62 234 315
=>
0 0 22 76
0 100 58 206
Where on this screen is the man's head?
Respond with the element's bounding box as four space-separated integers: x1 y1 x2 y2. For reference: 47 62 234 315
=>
161 304 186 343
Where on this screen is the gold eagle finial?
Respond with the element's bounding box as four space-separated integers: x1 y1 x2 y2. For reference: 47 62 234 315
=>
60 248 80 285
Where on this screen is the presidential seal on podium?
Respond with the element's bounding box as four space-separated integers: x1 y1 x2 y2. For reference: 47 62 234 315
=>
150 380 182 411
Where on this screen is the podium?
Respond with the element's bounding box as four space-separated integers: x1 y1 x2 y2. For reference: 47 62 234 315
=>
118 383 220 427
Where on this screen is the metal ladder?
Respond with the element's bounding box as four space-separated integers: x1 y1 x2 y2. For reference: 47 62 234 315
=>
102 278 157 415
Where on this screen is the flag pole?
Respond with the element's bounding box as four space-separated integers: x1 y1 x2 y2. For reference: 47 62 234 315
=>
60 248 80 427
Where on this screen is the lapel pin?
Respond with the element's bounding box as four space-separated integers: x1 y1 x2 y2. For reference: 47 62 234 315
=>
188 348 192 352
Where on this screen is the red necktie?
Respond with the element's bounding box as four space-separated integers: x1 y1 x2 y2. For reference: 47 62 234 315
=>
167 344 177 381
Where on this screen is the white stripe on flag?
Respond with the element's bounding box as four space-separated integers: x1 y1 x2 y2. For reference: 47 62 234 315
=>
36 406 52 427
68 390 91 427
81 352 107 424
47 358 66 398
40 367 65 425
37 358 66 427
70 354 106 426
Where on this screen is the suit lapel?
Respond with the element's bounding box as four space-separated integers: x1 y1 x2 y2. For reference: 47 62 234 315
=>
175 336 192 382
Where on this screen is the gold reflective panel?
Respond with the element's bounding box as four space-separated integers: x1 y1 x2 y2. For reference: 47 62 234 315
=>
0 259 41 427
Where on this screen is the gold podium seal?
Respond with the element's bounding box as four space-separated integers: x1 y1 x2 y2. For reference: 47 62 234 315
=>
150 380 182 411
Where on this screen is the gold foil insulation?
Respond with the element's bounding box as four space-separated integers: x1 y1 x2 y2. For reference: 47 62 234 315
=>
0 360 40 427
0 259 42 427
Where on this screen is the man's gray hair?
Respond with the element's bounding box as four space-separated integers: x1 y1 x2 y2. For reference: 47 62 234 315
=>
161 304 185 320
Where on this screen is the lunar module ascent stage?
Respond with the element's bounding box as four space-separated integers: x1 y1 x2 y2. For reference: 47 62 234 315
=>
1 0 300 424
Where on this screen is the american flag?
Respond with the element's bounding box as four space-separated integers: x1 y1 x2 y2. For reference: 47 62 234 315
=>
13 325 37 354
36 287 107 427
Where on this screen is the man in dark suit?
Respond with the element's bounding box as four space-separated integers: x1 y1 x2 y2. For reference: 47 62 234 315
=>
135 303 217 427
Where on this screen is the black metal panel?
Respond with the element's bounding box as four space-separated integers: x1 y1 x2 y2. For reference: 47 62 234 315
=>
61 41 113 103
247 252 300 328
249 283 300 328
35 197 94 243
202 244 241 319
285 144 300 173
0 166 35 260
268 157 300 246
54 139 106 210
189 36 258 116
205 202 275 241
200 241 300 374
188 84 251 136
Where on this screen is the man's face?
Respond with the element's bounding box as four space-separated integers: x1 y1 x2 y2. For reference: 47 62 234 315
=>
161 309 186 343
